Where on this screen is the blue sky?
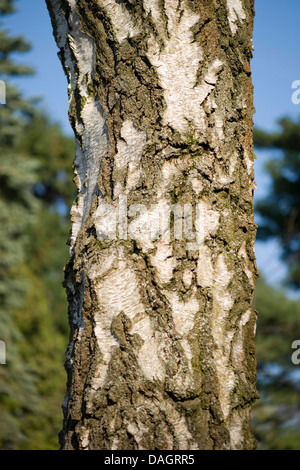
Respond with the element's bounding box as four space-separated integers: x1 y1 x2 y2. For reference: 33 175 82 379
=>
4 0 300 291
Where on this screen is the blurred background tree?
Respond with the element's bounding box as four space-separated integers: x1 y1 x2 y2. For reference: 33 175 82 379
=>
0 0 75 449
252 120 300 449
254 119 300 289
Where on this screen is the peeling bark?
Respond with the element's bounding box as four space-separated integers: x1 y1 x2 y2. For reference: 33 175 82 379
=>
46 0 258 450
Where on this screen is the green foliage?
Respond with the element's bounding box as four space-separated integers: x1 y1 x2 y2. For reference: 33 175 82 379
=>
253 118 300 449
0 0 75 449
254 278 300 363
254 117 300 288
0 0 15 14
252 278 300 449
17 113 75 208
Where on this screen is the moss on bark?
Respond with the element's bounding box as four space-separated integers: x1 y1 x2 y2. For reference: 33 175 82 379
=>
47 0 258 450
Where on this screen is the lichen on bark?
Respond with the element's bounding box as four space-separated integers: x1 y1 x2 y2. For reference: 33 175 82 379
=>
46 0 258 450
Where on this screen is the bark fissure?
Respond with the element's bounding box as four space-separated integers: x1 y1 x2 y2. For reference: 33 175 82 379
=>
46 0 258 450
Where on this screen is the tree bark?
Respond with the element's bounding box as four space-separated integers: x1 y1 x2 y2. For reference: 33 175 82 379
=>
46 0 258 450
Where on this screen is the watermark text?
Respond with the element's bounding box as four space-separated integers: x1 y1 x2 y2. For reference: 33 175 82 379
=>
291 340 300 365
292 80 300 105
0 340 6 365
0 80 6 105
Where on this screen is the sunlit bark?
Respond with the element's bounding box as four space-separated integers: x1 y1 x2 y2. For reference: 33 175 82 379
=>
46 0 258 450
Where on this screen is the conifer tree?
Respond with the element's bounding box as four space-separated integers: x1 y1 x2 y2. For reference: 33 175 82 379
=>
0 0 74 448
0 0 40 449
254 119 300 288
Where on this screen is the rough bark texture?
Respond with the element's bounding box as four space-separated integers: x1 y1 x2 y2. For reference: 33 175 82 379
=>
46 0 258 450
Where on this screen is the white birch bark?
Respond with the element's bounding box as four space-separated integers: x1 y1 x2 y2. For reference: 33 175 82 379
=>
46 0 258 450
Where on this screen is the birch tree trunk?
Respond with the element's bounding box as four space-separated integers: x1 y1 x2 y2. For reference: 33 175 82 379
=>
46 0 258 450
